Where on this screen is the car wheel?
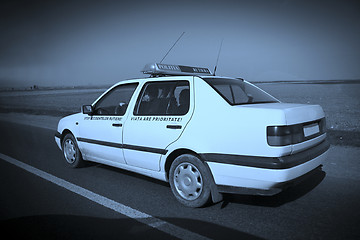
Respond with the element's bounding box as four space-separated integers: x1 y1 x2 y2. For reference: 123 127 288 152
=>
62 133 84 168
169 154 212 207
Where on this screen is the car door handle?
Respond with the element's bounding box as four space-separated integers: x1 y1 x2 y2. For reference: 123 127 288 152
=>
166 125 182 129
112 123 123 127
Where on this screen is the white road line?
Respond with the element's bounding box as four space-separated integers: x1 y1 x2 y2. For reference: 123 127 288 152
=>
0 153 210 240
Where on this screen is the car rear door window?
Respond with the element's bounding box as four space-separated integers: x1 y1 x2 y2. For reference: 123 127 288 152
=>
134 81 190 116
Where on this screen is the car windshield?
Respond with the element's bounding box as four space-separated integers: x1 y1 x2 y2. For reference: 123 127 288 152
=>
202 77 279 105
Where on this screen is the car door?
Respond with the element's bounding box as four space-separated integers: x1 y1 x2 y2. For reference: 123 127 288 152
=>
78 83 138 164
122 79 193 171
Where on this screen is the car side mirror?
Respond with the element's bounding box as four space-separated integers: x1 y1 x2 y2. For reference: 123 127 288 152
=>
82 105 93 115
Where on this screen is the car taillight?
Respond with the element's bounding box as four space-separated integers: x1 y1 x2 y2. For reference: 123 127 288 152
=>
267 118 326 146
319 117 326 133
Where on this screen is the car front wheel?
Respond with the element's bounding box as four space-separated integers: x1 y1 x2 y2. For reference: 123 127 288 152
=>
169 154 212 207
62 133 84 168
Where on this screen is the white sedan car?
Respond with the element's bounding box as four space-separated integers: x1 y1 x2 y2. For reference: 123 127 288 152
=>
55 63 329 207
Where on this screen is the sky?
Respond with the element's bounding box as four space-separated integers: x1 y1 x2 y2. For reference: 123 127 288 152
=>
0 0 359 88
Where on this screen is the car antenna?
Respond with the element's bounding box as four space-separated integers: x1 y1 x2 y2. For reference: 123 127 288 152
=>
160 32 185 63
213 38 223 76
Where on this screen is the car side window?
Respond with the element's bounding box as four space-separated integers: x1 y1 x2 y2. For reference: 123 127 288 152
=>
134 81 190 116
94 83 138 116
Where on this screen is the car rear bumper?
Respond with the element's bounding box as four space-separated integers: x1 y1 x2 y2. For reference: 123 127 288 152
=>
204 139 330 195
216 165 324 196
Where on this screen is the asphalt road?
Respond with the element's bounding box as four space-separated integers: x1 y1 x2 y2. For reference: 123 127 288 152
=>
0 120 359 239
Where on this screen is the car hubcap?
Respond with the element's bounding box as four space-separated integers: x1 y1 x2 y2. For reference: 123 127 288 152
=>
174 162 203 201
64 139 76 164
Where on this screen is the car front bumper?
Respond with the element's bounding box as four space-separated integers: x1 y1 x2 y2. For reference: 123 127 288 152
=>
55 131 62 150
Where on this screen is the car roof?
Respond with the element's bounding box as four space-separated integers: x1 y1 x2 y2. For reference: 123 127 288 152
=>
109 75 249 90
118 75 240 83
112 75 195 86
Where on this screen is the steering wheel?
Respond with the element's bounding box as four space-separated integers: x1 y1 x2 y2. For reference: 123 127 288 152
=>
96 108 110 115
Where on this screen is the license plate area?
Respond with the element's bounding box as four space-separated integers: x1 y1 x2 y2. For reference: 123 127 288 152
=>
303 123 320 137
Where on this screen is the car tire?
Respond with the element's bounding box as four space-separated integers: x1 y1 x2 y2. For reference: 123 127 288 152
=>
169 154 212 207
62 133 84 168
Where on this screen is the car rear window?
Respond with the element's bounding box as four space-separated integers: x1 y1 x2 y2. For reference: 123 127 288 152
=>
202 78 278 105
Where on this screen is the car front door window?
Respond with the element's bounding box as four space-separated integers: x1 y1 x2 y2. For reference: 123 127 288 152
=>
94 83 138 116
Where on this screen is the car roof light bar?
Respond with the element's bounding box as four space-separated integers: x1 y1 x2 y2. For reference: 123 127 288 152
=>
142 63 212 76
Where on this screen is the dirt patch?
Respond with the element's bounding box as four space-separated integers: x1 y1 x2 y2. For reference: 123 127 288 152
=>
327 129 360 147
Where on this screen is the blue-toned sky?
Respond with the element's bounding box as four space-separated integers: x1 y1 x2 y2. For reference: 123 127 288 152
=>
0 0 359 87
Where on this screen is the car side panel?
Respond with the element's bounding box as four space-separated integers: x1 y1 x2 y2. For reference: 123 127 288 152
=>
174 78 290 158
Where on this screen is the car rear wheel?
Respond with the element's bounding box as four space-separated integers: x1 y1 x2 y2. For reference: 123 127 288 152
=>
62 133 84 168
169 154 212 207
